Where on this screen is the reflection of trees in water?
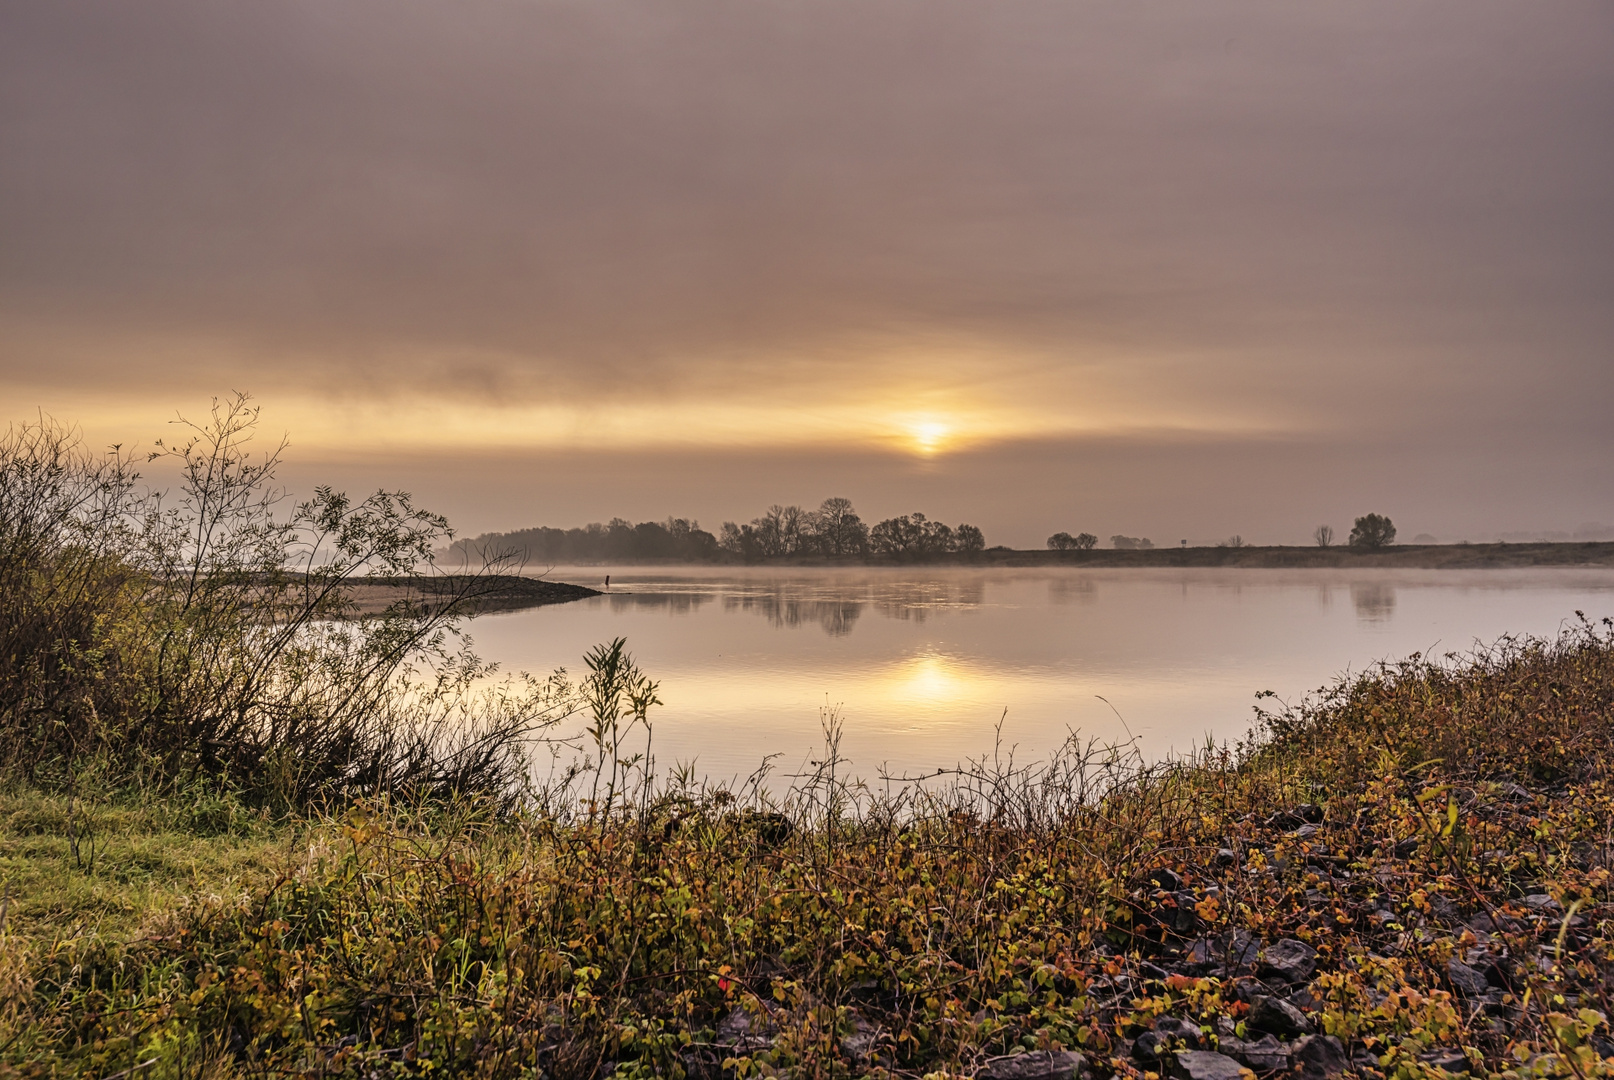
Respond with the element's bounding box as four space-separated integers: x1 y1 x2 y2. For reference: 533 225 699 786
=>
873 579 987 623
605 592 714 616
1048 576 1097 605
602 577 991 637
1351 582 1396 622
722 592 864 637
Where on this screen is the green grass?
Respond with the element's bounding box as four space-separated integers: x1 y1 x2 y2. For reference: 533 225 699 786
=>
0 781 295 944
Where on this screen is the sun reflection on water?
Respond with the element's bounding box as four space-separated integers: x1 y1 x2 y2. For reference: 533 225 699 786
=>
888 652 970 706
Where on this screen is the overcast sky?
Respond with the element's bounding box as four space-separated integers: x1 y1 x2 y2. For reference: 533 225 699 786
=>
3 0 1612 546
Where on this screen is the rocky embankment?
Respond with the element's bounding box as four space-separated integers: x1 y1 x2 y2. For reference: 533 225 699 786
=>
684 783 1609 1079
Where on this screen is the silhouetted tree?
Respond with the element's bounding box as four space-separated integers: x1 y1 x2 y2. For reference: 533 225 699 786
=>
1349 513 1396 548
1047 531 1098 551
917 516 954 555
870 514 925 557
871 513 980 559
1111 535 1154 550
752 506 785 556
745 504 811 556
778 505 807 554
718 521 765 561
1314 524 1334 547
809 497 868 556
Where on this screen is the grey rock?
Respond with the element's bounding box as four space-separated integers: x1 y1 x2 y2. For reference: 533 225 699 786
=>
1161 891 1202 935
977 1049 1088 1080
1521 893 1563 914
840 1011 882 1060
1248 995 1312 1036
1392 838 1419 859
1429 895 1462 924
1420 1048 1470 1073
1135 1018 1205 1061
1148 867 1185 891
1155 1017 1206 1048
713 1006 776 1051
1171 1050 1250 1080
1183 938 1218 972
1222 929 1260 974
1218 1035 1289 1073
1292 824 1321 841
1447 958 1490 997
1259 939 1318 983
1292 1035 1347 1078
1266 805 1322 830
1133 1032 1171 1063
1470 912 1519 934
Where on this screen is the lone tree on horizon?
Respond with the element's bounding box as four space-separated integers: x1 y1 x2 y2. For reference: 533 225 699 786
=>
1314 524 1334 547
1349 514 1396 548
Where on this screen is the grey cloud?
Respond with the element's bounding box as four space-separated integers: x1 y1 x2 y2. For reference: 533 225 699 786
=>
2 0 1612 532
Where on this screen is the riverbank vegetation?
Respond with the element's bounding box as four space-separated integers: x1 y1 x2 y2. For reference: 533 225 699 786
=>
0 396 567 808
6 614 1614 1076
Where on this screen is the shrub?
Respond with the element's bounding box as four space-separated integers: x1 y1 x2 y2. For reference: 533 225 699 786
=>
0 396 568 806
1349 512 1396 547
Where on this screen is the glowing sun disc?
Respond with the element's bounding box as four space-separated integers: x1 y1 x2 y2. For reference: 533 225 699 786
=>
910 420 951 455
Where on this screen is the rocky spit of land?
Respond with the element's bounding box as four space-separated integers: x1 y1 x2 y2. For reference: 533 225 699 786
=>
339 574 600 616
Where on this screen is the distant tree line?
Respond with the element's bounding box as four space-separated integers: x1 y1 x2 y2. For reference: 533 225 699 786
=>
1043 514 1399 552
450 507 1405 566
1047 531 1153 550
445 497 987 565
720 499 984 560
444 517 722 565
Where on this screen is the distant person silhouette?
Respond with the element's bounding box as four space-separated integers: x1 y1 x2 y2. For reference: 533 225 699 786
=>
605 575 610 589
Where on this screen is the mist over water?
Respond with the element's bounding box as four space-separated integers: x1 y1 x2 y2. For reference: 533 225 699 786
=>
467 567 1614 782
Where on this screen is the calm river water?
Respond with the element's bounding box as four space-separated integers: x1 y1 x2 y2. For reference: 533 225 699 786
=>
466 567 1614 783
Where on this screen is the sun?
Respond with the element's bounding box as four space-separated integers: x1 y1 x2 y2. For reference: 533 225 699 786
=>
909 419 951 456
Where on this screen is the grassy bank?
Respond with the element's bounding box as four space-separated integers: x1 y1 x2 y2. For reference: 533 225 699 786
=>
5 622 1614 1079
979 543 1614 570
